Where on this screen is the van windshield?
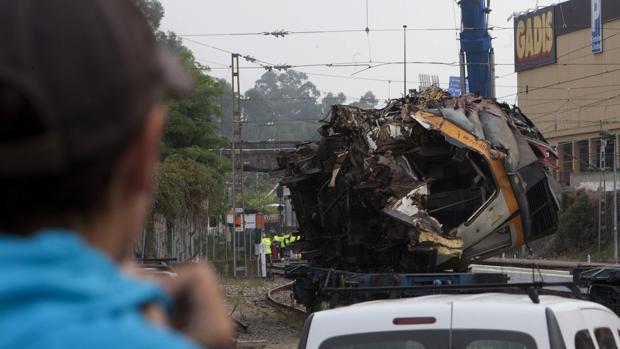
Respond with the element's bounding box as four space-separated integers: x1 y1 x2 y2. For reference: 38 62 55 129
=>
319 330 537 349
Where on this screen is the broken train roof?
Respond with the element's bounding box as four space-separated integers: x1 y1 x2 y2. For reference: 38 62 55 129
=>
279 87 559 272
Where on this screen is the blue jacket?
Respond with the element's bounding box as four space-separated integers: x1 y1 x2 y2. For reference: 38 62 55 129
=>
0 230 201 349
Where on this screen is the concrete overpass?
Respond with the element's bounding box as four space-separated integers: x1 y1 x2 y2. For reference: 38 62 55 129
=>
219 140 302 172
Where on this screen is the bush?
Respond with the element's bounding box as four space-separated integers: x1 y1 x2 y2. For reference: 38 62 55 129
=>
556 190 594 251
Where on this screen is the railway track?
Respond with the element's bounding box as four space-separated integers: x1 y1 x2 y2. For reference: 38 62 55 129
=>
266 281 306 315
269 264 285 276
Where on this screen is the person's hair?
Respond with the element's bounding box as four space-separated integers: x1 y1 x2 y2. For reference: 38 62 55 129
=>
0 84 134 234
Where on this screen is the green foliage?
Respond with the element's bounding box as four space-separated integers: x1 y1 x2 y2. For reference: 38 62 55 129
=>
225 70 354 142
244 174 279 213
156 31 185 54
557 190 594 250
351 91 379 108
321 92 346 114
242 70 322 141
165 51 227 151
133 0 229 218
154 155 226 218
245 190 278 214
155 50 229 218
131 0 164 30
132 0 382 219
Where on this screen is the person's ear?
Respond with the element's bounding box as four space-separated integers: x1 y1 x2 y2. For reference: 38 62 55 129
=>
120 105 166 196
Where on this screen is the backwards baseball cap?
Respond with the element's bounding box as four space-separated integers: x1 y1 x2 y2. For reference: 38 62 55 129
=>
0 0 191 176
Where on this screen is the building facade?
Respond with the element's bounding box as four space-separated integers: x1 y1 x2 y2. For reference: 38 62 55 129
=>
515 0 620 185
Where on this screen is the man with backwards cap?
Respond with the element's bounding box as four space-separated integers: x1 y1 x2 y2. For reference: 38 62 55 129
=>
0 0 233 348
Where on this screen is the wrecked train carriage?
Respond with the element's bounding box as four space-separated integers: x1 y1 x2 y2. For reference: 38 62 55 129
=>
279 92 559 272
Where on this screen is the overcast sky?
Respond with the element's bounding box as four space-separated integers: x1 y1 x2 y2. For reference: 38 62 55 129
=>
160 0 558 104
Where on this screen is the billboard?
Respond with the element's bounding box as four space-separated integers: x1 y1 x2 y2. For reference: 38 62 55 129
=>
448 76 469 97
592 0 603 54
514 7 556 72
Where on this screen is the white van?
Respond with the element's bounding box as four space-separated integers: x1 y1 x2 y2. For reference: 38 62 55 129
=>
298 293 620 349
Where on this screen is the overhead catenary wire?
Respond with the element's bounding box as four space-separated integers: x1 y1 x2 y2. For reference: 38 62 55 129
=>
554 30 620 62
183 43 440 85
203 60 620 72
177 25 620 38
184 32 620 72
498 67 620 100
182 35 620 70
185 21 620 78
182 37 620 109
515 83 620 110
197 53 620 94
528 93 620 121
178 27 497 38
182 20 620 77
536 113 620 133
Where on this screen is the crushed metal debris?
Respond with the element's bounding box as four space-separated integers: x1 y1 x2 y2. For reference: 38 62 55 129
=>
279 87 560 272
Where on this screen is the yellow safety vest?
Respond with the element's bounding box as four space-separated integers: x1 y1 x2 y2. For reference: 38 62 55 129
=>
261 237 272 255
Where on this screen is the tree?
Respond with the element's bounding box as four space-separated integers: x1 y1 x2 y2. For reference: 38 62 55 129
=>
132 0 229 218
351 91 379 108
244 173 279 214
217 78 233 138
156 31 184 54
159 51 229 217
556 190 594 251
132 0 164 30
321 92 346 114
242 70 323 141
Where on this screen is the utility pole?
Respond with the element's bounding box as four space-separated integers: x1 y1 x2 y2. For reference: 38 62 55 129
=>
459 51 466 96
599 121 606 253
601 129 618 263
231 53 247 277
614 134 618 264
403 25 407 97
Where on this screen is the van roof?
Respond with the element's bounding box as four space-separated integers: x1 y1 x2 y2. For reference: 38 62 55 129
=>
350 292 605 309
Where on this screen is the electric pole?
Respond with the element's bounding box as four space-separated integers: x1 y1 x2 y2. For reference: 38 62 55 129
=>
231 53 247 277
601 129 618 263
403 25 407 97
614 135 618 264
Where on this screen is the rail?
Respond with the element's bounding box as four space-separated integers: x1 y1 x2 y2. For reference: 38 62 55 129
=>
266 281 306 314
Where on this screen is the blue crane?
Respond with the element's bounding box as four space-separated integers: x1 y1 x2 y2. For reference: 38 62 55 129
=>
459 0 495 98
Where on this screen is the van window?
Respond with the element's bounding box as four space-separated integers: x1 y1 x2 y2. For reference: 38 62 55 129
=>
455 330 536 349
319 330 445 349
575 330 595 349
320 330 536 349
594 328 618 349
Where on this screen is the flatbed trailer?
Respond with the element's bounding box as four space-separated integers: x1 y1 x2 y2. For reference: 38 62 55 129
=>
572 266 620 315
285 264 514 311
283 263 620 315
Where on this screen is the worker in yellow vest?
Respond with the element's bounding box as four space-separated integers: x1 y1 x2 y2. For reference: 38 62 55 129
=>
288 233 300 259
261 234 272 262
272 234 282 261
281 233 288 260
282 232 292 260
